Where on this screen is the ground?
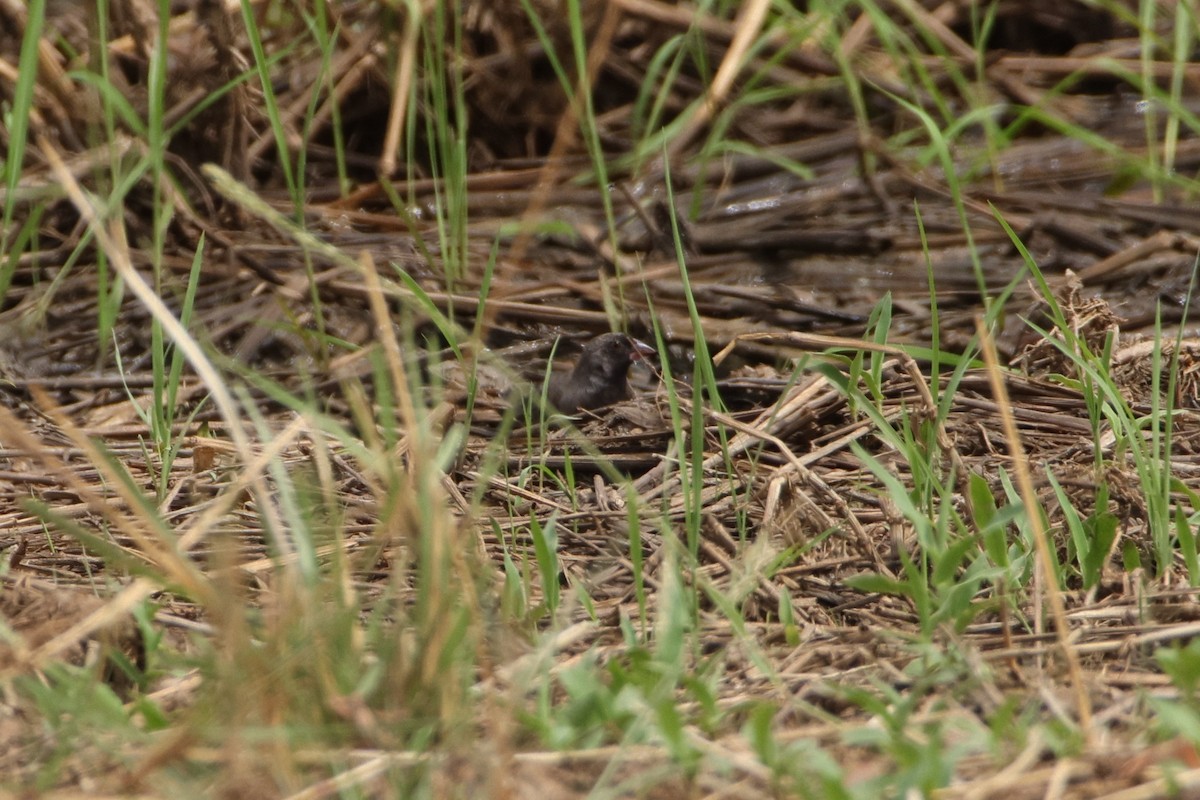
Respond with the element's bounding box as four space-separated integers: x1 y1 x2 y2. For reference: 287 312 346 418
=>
1 1 1200 798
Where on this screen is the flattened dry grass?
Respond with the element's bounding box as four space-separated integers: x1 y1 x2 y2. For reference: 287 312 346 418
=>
2 1 1200 797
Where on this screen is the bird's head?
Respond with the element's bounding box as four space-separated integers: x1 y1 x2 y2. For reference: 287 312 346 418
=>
576 332 655 382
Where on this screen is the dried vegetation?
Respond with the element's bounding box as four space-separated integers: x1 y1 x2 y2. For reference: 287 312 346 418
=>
2 0 1200 797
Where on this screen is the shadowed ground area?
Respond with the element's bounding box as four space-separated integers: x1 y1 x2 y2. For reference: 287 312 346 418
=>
2 1 1200 797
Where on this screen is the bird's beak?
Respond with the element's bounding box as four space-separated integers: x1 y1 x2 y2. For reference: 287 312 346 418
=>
630 339 655 361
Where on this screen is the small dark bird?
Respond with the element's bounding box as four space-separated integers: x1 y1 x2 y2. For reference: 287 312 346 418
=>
546 332 655 413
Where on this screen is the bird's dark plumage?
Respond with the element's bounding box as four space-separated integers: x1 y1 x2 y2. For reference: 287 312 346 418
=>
546 332 655 413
